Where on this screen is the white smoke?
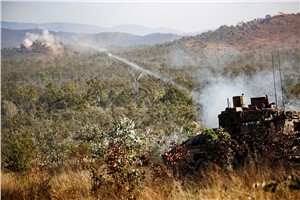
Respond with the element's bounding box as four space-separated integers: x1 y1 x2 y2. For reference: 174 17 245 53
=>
195 69 298 128
22 29 63 54
22 39 33 48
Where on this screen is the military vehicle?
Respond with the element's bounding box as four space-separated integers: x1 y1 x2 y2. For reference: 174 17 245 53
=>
218 94 299 135
177 95 300 170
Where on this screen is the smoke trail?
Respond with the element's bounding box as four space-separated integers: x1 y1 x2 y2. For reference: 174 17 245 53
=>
108 53 188 92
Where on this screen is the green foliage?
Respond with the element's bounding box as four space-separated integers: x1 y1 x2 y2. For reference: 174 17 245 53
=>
39 81 87 112
34 123 74 168
82 118 146 199
200 129 233 166
201 128 231 142
183 121 199 137
2 128 35 173
201 128 219 141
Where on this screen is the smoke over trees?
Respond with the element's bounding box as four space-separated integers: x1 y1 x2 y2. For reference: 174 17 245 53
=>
21 29 64 54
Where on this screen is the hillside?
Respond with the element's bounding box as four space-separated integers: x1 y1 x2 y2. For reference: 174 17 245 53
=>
195 13 300 48
1 28 182 48
118 13 300 68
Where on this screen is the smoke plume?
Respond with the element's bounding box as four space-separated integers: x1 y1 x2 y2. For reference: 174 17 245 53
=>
22 29 64 54
195 69 299 127
22 39 33 48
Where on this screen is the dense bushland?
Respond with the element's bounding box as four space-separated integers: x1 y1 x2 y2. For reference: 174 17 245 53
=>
1 49 197 174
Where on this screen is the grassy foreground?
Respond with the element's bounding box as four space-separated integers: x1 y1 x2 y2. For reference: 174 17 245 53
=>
2 163 299 200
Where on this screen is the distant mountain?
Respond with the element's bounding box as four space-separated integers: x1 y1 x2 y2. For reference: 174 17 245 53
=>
1 28 182 48
1 21 39 30
1 21 184 35
110 24 184 35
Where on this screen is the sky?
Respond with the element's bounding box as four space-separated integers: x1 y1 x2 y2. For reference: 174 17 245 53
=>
1 1 299 33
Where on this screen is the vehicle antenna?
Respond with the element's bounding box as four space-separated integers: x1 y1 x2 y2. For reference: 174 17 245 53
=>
272 53 278 108
277 51 285 111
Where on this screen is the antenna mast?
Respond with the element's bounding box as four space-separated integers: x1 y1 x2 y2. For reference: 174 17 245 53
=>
277 51 285 111
272 53 278 107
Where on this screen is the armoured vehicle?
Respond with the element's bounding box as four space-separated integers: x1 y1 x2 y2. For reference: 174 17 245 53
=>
179 95 300 170
218 95 299 135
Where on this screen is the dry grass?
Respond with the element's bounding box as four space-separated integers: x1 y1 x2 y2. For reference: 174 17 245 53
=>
2 163 300 200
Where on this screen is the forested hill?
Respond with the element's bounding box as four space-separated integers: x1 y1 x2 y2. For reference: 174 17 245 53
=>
118 13 300 68
146 13 300 55
189 13 300 49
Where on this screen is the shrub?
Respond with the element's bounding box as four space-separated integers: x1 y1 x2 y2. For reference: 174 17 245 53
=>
2 128 35 173
1 100 18 117
78 118 146 199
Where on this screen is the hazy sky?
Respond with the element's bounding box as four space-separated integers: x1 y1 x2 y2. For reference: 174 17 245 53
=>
2 1 299 32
